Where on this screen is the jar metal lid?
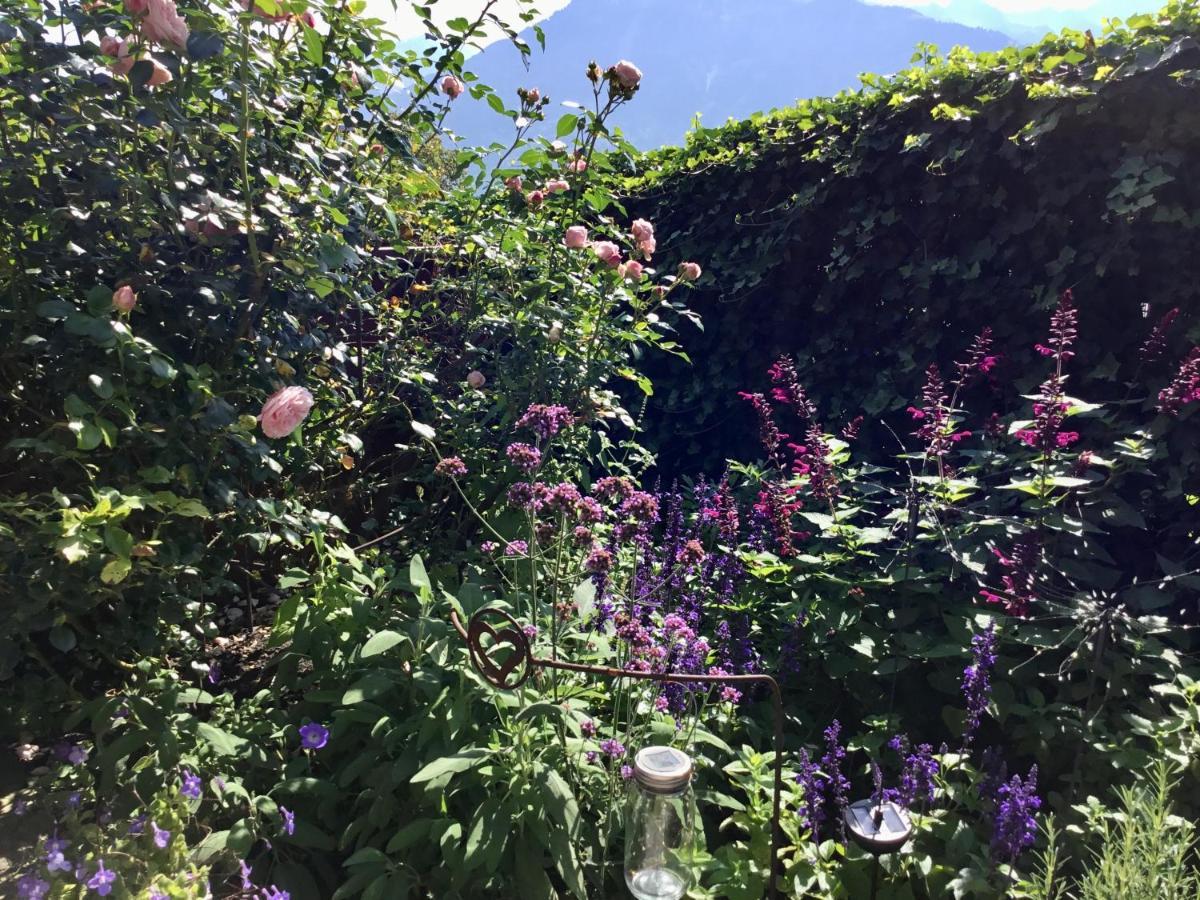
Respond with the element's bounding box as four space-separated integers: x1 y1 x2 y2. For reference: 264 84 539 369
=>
633 746 693 793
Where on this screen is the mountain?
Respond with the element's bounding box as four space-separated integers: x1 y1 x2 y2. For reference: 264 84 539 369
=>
445 0 1018 150
863 0 1158 43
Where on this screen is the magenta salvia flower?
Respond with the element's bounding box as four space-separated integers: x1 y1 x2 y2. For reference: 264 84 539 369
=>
516 403 575 440
17 875 50 900
952 327 997 390
504 443 541 473
981 536 1039 617
961 623 998 748
1033 289 1078 360
504 540 528 557
990 765 1041 863
180 769 202 799
280 806 295 836
912 364 952 458
434 456 467 478
1157 346 1200 415
299 722 329 750
599 738 626 759
841 415 864 441
738 391 786 464
1140 307 1180 363
152 821 170 848
768 356 818 421
87 860 116 896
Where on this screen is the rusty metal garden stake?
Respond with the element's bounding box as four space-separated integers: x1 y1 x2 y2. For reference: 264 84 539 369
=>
452 607 786 900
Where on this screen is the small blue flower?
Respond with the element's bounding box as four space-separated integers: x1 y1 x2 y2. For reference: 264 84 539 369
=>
66 791 81 808
239 859 253 891
298 723 329 751
87 860 116 896
180 769 203 799
13 798 29 815
46 850 72 873
44 834 69 855
280 806 295 836
66 744 88 766
128 814 147 835
152 821 171 849
16 874 50 900
262 887 290 900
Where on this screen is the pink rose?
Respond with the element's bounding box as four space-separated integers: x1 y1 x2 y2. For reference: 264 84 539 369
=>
630 218 654 243
125 0 149 13
259 386 314 439
441 75 464 99
526 190 545 208
112 285 137 313
504 175 522 192
611 60 642 89
146 57 173 87
140 0 189 48
621 260 644 281
564 226 588 249
592 241 621 269
467 370 486 389
103 37 136 76
567 157 587 173
544 179 569 194
677 261 702 281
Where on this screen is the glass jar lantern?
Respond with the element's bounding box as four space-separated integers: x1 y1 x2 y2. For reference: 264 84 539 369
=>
624 746 697 900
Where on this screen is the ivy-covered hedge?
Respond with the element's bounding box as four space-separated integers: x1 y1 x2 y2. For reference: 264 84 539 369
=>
628 3 1200 476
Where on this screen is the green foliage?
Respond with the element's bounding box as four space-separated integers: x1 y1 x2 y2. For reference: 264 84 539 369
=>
1018 762 1200 900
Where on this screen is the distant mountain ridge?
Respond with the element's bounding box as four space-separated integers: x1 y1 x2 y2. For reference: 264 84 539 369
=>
447 0 1018 150
863 0 1158 42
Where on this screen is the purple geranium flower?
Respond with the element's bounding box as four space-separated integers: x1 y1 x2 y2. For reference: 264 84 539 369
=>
152 821 171 849
180 769 203 799
87 860 116 896
299 723 329 750
280 806 295 836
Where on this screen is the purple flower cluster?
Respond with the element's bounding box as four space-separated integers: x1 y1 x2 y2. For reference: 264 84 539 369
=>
961 624 997 749
883 735 939 809
504 442 541 473
599 738 626 759
515 403 575 440
793 721 850 841
299 722 329 751
434 456 467 478
990 765 1041 863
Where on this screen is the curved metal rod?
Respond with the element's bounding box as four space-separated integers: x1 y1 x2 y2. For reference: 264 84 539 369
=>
450 608 784 900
